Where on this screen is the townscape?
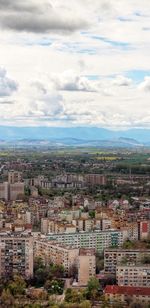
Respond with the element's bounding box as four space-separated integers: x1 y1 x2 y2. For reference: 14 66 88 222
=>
0 0 150 306
0 147 150 307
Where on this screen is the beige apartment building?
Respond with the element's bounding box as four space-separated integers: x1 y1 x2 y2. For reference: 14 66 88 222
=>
34 239 79 274
9 182 25 201
0 171 24 201
78 248 96 286
0 182 9 201
41 219 76 234
116 265 150 287
8 171 22 184
104 248 150 274
85 174 106 186
0 233 33 279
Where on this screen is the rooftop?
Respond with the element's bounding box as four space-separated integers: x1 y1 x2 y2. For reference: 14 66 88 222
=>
79 248 95 256
105 285 150 296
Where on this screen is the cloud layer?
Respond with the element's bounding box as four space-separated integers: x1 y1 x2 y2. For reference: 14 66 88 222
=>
0 0 150 128
0 68 18 97
0 0 88 33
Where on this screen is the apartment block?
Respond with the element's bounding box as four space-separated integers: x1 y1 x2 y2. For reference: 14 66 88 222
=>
29 201 49 224
8 171 22 184
0 182 9 201
34 239 79 274
85 174 106 186
101 219 112 231
9 182 25 201
126 222 139 241
48 230 123 253
104 285 150 305
0 233 33 279
139 221 150 240
116 265 150 287
104 248 150 274
78 248 96 286
0 182 25 201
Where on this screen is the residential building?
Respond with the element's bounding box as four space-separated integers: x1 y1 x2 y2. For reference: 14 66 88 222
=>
85 174 106 186
116 265 150 287
9 182 25 201
8 171 22 184
104 248 150 274
34 239 79 274
0 232 33 279
0 171 24 201
48 230 123 253
0 181 24 201
78 248 96 286
0 182 9 201
139 221 150 240
104 285 150 305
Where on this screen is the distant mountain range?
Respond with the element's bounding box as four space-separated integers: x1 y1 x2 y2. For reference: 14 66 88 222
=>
0 126 150 147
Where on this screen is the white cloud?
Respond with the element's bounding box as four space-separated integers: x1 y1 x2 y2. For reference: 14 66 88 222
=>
112 75 132 87
51 71 98 92
0 0 150 128
0 0 89 34
139 76 150 91
0 68 18 97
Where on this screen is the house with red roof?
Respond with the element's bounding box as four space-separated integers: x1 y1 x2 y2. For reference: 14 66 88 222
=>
104 285 150 305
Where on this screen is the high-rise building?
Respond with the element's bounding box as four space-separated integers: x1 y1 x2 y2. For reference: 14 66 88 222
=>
0 233 33 279
78 248 96 286
0 182 9 201
0 171 24 201
85 174 106 186
8 171 22 184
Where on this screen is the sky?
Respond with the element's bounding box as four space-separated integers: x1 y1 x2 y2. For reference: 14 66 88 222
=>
0 0 150 129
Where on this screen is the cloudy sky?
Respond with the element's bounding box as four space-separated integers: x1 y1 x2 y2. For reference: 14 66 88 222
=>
0 0 150 129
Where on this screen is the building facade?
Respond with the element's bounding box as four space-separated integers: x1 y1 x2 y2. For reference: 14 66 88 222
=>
105 285 150 305
34 240 79 274
78 248 96 286
48 230 123 253
0 233 33 279
116 265 150 287
104 248 150 274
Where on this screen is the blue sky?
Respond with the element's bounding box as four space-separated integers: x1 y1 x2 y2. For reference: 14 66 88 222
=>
126 70 150 83
0 0 150 129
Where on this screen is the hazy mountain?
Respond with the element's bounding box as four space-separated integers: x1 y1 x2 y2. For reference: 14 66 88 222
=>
0 126 150 144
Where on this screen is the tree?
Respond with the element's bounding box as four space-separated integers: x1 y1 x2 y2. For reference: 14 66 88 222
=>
65 288 85 303
65 288 72 302
68 264 78 279
96 252 104 273
49 263 65 279
89 211 95 219
79 300 91 308
8 275 26 296
86 277 100 301
33 257 48 286
44 279 64 295
0 288 14 307
141 255 150 264
122 240 135 249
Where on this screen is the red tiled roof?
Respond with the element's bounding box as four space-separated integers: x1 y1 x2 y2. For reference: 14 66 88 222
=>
105 285 150 296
